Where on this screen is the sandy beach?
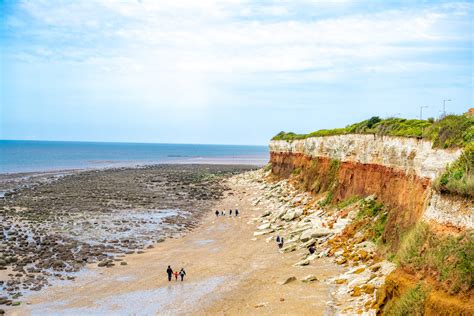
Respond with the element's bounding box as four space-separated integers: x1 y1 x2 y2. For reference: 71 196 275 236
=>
4 168 342 315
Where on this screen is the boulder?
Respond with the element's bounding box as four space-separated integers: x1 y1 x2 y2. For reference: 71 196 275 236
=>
279 276 297 285
301 275 318 283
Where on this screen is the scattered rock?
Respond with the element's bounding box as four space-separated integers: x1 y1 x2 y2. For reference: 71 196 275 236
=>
279 276 297 285
301 275 318 283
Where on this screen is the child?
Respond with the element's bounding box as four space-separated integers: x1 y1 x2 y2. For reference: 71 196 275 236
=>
173 271 179 281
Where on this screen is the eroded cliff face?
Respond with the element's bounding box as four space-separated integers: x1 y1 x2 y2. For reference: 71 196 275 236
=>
270 134 461 180
269 135 472 231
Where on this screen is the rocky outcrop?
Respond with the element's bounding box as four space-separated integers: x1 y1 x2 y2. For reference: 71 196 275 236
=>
270 135 473 231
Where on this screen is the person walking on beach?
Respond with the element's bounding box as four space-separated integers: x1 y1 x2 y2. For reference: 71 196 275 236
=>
173 271 179 281
166 265 173 282
276 235 281 243
179 268 186 281
215 210 219 217
278 237 284 249
235 209 239 216
229 210 232 216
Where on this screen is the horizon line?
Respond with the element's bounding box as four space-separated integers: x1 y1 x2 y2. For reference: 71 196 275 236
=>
0 138 269 147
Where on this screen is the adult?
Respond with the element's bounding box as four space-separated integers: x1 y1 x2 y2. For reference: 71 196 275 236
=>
235 209 239 216
179 268 186 281
309 245 315 255
276 235 281 243
278 237 284 249
229 210 233 216
166 265 173 282
215 210 219 217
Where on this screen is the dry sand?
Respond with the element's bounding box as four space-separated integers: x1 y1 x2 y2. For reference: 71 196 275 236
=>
12 175 341 315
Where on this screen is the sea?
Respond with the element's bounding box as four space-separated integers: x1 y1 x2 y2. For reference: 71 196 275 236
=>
0 140 269 174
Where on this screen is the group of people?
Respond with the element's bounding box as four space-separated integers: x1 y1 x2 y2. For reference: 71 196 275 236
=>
166 266 186 282
215 209 239 217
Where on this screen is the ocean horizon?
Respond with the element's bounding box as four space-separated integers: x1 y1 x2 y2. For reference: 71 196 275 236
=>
0 139 269 174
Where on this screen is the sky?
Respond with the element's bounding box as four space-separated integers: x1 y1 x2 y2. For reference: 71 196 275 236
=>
1 0 473 145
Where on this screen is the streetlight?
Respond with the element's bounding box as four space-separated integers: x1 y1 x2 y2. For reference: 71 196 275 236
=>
443 99 451 117
420 106 428 120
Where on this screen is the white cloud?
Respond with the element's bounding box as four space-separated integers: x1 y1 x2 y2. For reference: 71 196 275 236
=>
7 0 473 81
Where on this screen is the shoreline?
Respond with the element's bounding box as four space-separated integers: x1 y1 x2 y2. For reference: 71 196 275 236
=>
0 164 257 310
10 169 343 315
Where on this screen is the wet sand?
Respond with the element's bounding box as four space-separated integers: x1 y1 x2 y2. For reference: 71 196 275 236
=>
11 171 341 315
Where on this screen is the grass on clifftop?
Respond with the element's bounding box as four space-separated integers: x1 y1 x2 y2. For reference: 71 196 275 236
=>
272 113 473 149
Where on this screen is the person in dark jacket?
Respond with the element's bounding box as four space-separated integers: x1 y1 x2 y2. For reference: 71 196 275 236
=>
215 210 219 217
276 235 281 243
179 268 186 281
309 245 315 255
229 210 232 215
166 265 173 282
278 237 284 249
235 209 239 216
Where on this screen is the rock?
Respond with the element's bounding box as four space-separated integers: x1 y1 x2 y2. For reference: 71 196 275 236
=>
97 261 108 267
279 276 297 285
257 223 271 230
12 301 21 306
335 279 347 284
294 259 310 266
253 229 274 237
351 286 362 297
254 302 268 308
0 309 4 315
301 275 318 283
280 243 297 253
353 267 365 274
120 261 127 265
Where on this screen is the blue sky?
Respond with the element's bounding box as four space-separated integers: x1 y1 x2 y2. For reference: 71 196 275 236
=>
1 0 472 145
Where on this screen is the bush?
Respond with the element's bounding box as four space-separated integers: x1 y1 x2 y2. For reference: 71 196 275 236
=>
384 283 428 316
423 114 474 149
434 142 474 197
396 223 473 293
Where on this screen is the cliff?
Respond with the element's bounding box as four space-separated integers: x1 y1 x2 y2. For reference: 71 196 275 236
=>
268 133 473 314
270 135 472 232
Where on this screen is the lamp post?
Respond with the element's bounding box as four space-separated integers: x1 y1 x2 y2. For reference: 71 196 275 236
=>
420 106 428 120
443 99 451 117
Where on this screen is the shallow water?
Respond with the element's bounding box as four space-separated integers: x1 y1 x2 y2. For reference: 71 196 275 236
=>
30 276 229 315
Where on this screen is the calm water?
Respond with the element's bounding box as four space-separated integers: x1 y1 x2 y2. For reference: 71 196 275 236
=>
0 140 269 174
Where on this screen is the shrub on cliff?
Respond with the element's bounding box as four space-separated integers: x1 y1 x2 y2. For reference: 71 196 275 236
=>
396 223 473 294
434 142 474 197
423 114 474 148
384 283 428 316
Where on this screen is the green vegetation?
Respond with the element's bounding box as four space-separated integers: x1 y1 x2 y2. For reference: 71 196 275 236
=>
433 142 474 197
336 195 361 209
423 114 474 149
355 198 388 244
384 283 428 316
292 167 302 176
272 116 432 141
272 114 473 149
396 223 473 294
263 163 272 172
316 159 340 207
